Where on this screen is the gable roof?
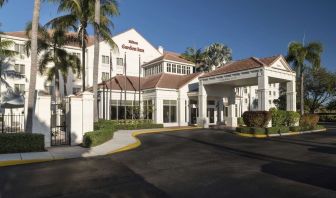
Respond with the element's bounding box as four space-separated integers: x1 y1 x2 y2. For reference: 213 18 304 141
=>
143 51 194 67
201 55 282 78
97 72 202 91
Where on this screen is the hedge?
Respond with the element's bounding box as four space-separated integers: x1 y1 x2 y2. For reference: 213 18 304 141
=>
300 114 319 129
269 108 287 127
0 133 45 154
237 117 245 126
319 115 336 122
266 127 280 134
242 111 271 128
286 111 300 126
83 119 164 147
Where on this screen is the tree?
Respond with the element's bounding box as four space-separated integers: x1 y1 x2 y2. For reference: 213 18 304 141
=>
326 99 336 112
203 43 232 71
286 41 323 115
304 67 336 113
25 24 81 98
180 47 205 72
26 0 41 133
273 84 287 110
93 0 100 122
0 0 7 7
46 0 119 91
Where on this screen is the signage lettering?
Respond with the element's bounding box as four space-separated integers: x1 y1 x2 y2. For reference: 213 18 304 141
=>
122 44 145 53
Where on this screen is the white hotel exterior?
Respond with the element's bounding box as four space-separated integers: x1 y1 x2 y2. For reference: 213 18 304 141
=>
0 28 296 129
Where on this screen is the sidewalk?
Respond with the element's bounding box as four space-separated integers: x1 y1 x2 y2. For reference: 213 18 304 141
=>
0 126 199 167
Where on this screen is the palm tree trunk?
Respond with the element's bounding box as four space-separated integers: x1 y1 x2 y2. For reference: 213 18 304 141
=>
81 31 86 91
300 73 304 115
25 0 40 133
92 0 100 122
63 75 67 96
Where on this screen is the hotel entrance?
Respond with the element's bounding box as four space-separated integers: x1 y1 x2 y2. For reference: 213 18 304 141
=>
189 100 198 125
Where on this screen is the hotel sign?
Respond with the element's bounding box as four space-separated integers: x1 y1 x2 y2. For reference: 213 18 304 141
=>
122 40 145 53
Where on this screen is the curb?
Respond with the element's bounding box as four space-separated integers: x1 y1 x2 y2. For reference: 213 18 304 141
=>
234 128 327 138
0 127 200 167
108 127 201 154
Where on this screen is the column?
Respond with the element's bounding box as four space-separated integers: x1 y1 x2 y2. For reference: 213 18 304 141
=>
154 97 163 124
257 72 269 111
197 80 208 128
286 80 296 111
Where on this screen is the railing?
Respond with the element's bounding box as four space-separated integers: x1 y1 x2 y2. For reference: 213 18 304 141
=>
0 114 25 133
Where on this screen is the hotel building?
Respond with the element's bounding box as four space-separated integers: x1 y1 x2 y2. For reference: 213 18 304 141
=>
0 28 296 128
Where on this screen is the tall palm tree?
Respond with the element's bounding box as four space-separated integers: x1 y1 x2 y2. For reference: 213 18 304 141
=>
25 24 81 98
0 0 7 7
204 43 232 71
286 41 323 115
46 0 119 92
92 0 100 122
181 47 205 72
26 0 41 133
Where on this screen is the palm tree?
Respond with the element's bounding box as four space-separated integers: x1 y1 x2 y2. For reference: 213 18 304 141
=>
25 24 81 98
46 0 119 92
181 47 205 72
286 41 323 115
204 43 232 71
92 0 100 122
0 0 7 7
26 0 41 133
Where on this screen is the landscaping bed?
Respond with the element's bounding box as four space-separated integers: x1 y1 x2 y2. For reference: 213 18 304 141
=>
0 133 45 154
235 109 326 137
83 119 163 147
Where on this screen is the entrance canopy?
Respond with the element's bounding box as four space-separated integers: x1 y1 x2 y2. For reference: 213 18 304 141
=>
197 55 296 127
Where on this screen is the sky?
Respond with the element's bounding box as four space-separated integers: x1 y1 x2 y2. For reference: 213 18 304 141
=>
0 0 335 71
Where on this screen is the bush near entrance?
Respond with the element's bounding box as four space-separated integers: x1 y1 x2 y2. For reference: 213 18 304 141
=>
0 133 45 154
237 110 324 136
83 119 163 147
242 111 271 128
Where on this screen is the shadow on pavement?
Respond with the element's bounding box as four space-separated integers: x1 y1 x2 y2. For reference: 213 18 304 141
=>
162 133 336 191
0 156 168 198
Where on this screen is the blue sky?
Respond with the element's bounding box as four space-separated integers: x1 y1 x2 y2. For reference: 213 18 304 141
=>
0 0 335 71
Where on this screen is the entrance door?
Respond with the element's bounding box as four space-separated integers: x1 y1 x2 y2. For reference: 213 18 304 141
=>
190 108 198 124
207 108 215 124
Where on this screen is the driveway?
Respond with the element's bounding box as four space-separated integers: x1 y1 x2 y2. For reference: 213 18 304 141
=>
1 124 336 198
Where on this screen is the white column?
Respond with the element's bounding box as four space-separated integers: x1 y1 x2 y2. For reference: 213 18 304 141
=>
286 80 296 111
154 97 163 124
226 104 237 127
257 71 269 111
197 80 208 128
32 95 51 147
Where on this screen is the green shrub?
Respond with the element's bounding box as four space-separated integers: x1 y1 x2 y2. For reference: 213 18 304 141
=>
314 125 325 130
0 133 45 154
266 127 280 134
242 111 271 128
269 108 287 127
237 117 245 126
286 111 300 126
83 127 116 147
279 126 290 133
289 126 301 132
236 127 252 133
319 115 336 122
251 127 266 135
300 114 319 129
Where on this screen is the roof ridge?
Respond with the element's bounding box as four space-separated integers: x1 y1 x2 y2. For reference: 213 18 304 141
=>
251 57 266 66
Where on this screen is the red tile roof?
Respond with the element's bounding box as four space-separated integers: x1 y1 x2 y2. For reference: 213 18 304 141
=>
98 72 202 91
143 51 194 66
201 55 281 78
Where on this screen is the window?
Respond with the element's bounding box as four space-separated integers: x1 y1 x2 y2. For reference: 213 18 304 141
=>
163 100 177 123
177 65 181 74
159 64 163 73
186 67 191 74
244 88 247 94
102 55 109 64
269 100 272 105
45 85 54 95
224 106 228 117
110 100 140 120
143 100 153 120
73 87 81 94
14 64 25 75
116 58 123 66
172 64 176 73
73 52 81 60
101 72 109 81
167 63 172 72
245 98 248 104
273 91 276 96
269 91 272 96
14 43 25 55
14 84 25 94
